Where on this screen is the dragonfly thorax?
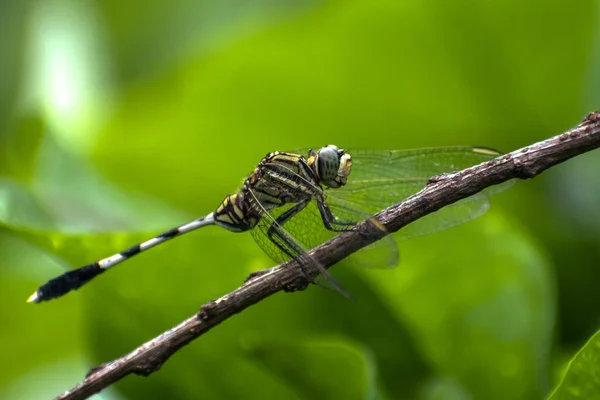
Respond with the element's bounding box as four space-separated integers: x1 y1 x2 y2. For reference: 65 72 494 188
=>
212 146 353 234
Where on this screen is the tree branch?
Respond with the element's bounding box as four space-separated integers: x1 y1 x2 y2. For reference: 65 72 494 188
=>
56 111 600 400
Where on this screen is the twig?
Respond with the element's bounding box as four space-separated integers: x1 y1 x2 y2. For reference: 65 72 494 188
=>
56 112 600 400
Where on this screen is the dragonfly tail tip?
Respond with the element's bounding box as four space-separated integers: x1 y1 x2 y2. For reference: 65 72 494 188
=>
26 291 41 304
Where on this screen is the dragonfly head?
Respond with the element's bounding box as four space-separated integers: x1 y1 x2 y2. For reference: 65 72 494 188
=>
309 145 353 189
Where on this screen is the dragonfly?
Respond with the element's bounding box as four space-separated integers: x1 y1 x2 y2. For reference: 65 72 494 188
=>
27 145 507 303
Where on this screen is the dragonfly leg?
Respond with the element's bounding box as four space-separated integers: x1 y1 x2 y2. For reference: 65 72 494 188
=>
266 201 310 260
315 195 357 232
265 200 321 285
265 200 352 300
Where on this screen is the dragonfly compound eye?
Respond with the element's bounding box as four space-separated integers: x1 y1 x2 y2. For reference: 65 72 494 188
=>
317 145 341 183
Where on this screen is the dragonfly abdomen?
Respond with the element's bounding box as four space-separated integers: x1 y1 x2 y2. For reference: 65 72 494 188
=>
214 193 257 232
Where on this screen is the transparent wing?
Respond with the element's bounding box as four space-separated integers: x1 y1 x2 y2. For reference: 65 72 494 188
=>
261 197 399 269
315 194 399 268
323 146 513 240
249 203 300 265
247 187 353 298
248 145 509 277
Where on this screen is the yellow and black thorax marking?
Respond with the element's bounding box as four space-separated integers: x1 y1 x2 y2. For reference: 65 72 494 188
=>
213 151 321 232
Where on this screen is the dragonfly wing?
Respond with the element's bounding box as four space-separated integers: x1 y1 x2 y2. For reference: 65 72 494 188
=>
249 203 297 265
326 146 513 240
247 188 353 299
394 192 490 240
324 196 399 269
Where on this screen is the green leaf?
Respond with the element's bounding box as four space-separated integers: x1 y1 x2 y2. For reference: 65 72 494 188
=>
248 338 386 400
0 116 45 181
3 1 597 398
0 133 186 235
359 210 555 399
0 229 88 397
82 230 427 398
0 2 29 134
0 178 56 231
98 0 321 81
548 330 600 400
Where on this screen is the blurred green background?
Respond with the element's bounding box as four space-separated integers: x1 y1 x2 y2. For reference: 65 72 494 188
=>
1 0 599 399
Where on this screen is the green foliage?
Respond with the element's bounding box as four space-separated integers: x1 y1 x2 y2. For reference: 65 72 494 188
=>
1 0 599 399
549 331 600 400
